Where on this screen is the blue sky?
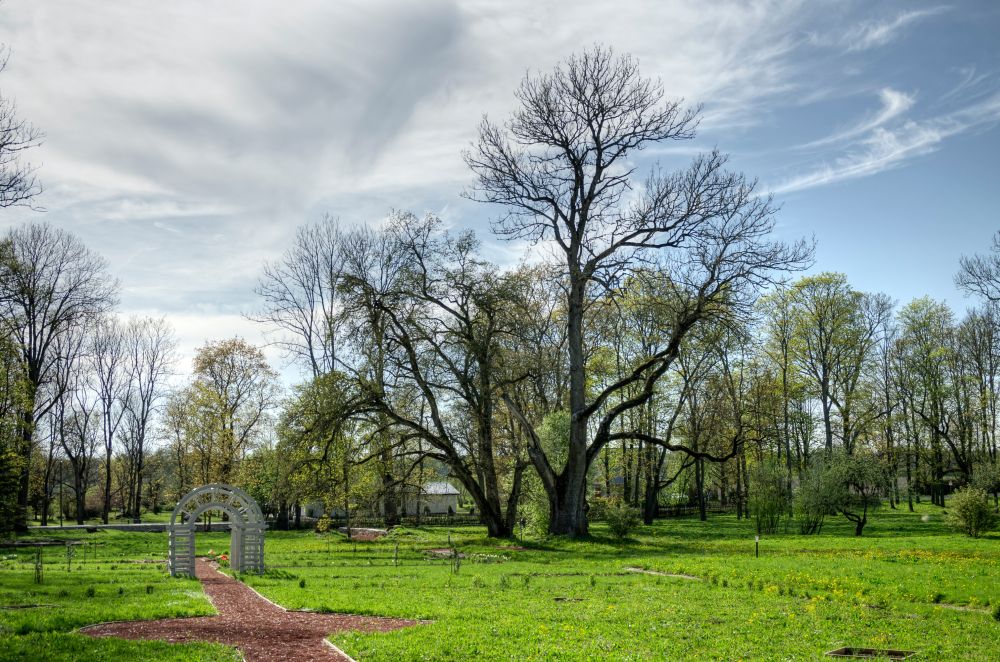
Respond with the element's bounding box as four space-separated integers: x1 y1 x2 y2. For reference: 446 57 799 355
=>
0 0 998 379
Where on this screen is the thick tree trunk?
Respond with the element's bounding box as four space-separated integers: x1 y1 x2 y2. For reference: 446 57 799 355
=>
546 275 591 537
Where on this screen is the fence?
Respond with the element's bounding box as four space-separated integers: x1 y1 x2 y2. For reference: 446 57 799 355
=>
656 503 736 518
314 512 483 530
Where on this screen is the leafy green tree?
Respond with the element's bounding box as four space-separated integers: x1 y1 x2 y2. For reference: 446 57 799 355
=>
189 338 280 484
827 450 889 536
793 455 841 534
896 298 964 504
339 216 531 537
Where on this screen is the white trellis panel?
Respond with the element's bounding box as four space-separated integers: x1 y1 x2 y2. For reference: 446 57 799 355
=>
168 484 266 577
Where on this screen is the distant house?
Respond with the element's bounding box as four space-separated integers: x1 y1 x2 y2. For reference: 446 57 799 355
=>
402 481 461 516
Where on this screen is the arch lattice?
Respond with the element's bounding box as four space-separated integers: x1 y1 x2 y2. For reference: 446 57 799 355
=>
168 484 265 577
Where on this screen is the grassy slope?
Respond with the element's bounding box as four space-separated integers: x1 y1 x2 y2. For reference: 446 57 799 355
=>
2 502 998 660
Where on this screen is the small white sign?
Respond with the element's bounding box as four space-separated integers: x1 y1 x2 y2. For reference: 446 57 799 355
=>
755 535 760 543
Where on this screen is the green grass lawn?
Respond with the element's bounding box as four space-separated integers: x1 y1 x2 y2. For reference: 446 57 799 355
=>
3 502 999 660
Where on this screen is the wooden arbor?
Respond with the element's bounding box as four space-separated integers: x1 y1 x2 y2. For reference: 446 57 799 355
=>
168 484 265 577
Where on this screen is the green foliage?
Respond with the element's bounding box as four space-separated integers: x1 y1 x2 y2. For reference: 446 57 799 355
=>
824 450 888 536
946 487 998 538
971 462 1000 495
604 500 640 539
748 459 790 534
315 515 332 534
586 496 614 522
0 443 22 538
537 410 570 473
520 470 551 537
794 456 841 535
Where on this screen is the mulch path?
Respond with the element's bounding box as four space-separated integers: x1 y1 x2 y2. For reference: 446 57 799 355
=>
81 558 421 661
623 566 702 580
338 528 387 541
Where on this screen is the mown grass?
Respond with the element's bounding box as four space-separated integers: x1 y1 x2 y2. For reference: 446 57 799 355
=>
2 502 999 660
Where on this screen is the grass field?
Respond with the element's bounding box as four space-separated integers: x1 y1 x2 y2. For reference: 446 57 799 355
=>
2 502 999 660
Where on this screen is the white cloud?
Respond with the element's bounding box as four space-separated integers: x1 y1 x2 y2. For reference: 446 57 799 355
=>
842 8 946 52
801 88 915 148
773 92 1000 194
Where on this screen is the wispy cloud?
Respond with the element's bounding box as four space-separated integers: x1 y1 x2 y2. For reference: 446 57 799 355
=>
773 92 1000 194
801 88 915 148
842 7 946 52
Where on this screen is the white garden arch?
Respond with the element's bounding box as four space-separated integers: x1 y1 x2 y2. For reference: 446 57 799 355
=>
168 484 265 577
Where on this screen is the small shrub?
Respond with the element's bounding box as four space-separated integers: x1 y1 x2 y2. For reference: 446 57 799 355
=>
932 592 945 604
587 496 614 522
118 587 124 596
589 574 597 588
471 576 486 589
315 515 332 533
85 586 96 598
299 578 306 589
145 584 154 594
522 575 531 588
498 575 511 590
992 603 1000 622
605 501 641 539
748 459 790 535
946 487 998 538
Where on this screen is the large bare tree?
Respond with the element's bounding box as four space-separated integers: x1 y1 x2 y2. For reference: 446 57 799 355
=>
0 46 43 209
465 46 810 535
120 317 176 521
0 223 117 530
90 316 130 523
252 216 344 378
957 231 1000 302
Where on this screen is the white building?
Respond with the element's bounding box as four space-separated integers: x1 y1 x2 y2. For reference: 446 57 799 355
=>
403 481 461 516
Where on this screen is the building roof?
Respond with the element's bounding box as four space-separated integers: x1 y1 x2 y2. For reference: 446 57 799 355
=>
423 481 460 496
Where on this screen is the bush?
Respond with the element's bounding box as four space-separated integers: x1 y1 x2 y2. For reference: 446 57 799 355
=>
587 496 615 523
605 500 640 539
748 460 790 534
520 472 551 537
947 487 997 538
794 456 841 535
315 515 332 534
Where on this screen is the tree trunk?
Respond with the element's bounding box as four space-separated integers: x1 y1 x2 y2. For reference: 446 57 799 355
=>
695 457 707 522
15 410 34 532
74 468 86 525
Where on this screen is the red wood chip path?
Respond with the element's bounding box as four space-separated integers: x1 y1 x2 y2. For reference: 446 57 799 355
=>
81 558 420 661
